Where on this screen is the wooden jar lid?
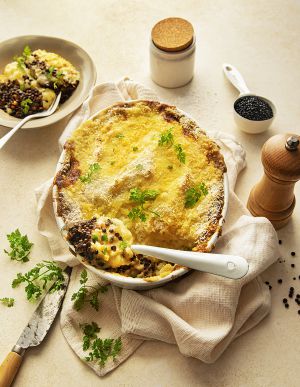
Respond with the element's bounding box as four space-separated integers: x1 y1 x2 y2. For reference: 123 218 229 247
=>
151 17 194 52
262 133 300 182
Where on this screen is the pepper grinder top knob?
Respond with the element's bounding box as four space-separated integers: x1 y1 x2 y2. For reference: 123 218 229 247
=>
261 133 300 183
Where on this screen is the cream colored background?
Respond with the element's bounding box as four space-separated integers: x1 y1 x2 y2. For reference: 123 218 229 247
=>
0 0 300 386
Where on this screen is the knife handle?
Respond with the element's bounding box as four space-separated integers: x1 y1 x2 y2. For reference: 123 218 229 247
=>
0 352 23 387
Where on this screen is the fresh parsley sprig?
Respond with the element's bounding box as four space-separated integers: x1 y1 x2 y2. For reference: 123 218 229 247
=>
71 269 108 311
4 229 33 262
0 298 15 307
81 322 122 366
158 128 174 146
174 144 186 164
13 45 31 71
128 188 160 222
158 128 186 164
185 183 208 208
20 98 33 115
80 163 101 183
12 261 65 301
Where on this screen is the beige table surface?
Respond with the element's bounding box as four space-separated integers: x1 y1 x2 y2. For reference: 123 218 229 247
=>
1 1 300 386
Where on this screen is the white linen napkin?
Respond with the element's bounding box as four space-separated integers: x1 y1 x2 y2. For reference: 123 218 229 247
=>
35 78 279 376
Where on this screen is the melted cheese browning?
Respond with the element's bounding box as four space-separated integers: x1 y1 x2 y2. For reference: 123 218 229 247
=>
57 102 225 263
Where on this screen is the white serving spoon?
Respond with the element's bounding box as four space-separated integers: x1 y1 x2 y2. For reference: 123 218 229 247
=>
223 63 276 134
132 244 249 279
0 92 61 150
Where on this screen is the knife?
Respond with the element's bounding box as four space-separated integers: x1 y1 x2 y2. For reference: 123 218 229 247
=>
0 269 70 387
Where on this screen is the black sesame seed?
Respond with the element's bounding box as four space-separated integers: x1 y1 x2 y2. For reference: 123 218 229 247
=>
291 264 295 268
283 298 288 304
278 279 282 284
111 246 116 251
279 240 282 245
291 252 296 256
293 277 296 280
290 287 294 291
296 294 300 298
285 303 289 309
265 281 270 285
298 310 300 315
234 95 273 121
269 285 272 290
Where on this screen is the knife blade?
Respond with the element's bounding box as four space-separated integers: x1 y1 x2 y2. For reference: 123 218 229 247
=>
0 268 70 387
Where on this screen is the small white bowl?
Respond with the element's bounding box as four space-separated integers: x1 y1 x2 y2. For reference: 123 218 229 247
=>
0 35 96 129
233 93 276 134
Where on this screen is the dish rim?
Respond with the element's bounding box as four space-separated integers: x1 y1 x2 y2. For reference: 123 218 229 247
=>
0 34 97 129
52 100 229 288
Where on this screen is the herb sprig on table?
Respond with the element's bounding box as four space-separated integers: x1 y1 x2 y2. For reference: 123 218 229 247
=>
81 322 122 366
80 163 101 183
71 269 108 311
128 187 160 222
12 260 65 301
4 229 34 262
185 183 208 208
0 297 15 307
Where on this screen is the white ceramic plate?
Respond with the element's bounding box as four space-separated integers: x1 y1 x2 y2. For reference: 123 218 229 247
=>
0 35 96 129
53 101 229 290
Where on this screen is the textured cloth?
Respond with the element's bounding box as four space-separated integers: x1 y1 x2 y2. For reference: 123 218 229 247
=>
35 78 279 376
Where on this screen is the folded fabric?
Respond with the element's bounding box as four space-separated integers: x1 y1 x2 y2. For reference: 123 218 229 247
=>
35 78 279 376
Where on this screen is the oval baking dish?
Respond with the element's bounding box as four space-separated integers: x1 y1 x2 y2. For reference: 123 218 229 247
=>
53 100 229 290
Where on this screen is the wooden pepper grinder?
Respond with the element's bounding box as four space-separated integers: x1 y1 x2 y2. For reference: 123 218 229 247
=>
247 133 300 229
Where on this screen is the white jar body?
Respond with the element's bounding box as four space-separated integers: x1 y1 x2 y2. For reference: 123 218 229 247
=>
150 39 196 88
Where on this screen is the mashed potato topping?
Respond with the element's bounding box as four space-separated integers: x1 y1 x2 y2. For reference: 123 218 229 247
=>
55 101 226 280
0 46 79 118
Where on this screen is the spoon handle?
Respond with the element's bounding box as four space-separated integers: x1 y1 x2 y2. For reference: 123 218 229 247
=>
0 116 31 150
223 63 250 95
132 245 249 280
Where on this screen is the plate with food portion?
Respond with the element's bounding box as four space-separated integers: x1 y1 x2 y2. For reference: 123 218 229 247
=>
0 35 96 129
53 100 228 289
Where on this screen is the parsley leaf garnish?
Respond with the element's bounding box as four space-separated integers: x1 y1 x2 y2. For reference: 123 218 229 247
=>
115 133 124 139
81 322 122 366
128 188 160 222
158 128 174 146
4 229 33 262
12 261 65 301
71 269 108 311
119 241 128 250
174 144 186 164
184 183 208 208
20 98 33 115
0 297 15 307
23 45 31 58
80 163 101 183
101 234 108 242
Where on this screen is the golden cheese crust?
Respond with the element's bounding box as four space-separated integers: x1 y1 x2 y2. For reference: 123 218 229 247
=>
54 100 226 279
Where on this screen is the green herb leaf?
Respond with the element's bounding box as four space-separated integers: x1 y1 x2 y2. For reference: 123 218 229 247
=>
20 98 33 115
101 234 108 242
22 45 31 58
174 144 186 164
81 322 122 366
92 234 98 242
4 229 33 262
80 163 101 183
184 183 208 208
128 188 160 222
0 297 15 307
158 128 174 147
129 188 159 205
136 164 143 171
71 269 108 311
11 261 65 301
115 133 124 139
119 241 128 250
128 207 147 222
81 321 100 351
